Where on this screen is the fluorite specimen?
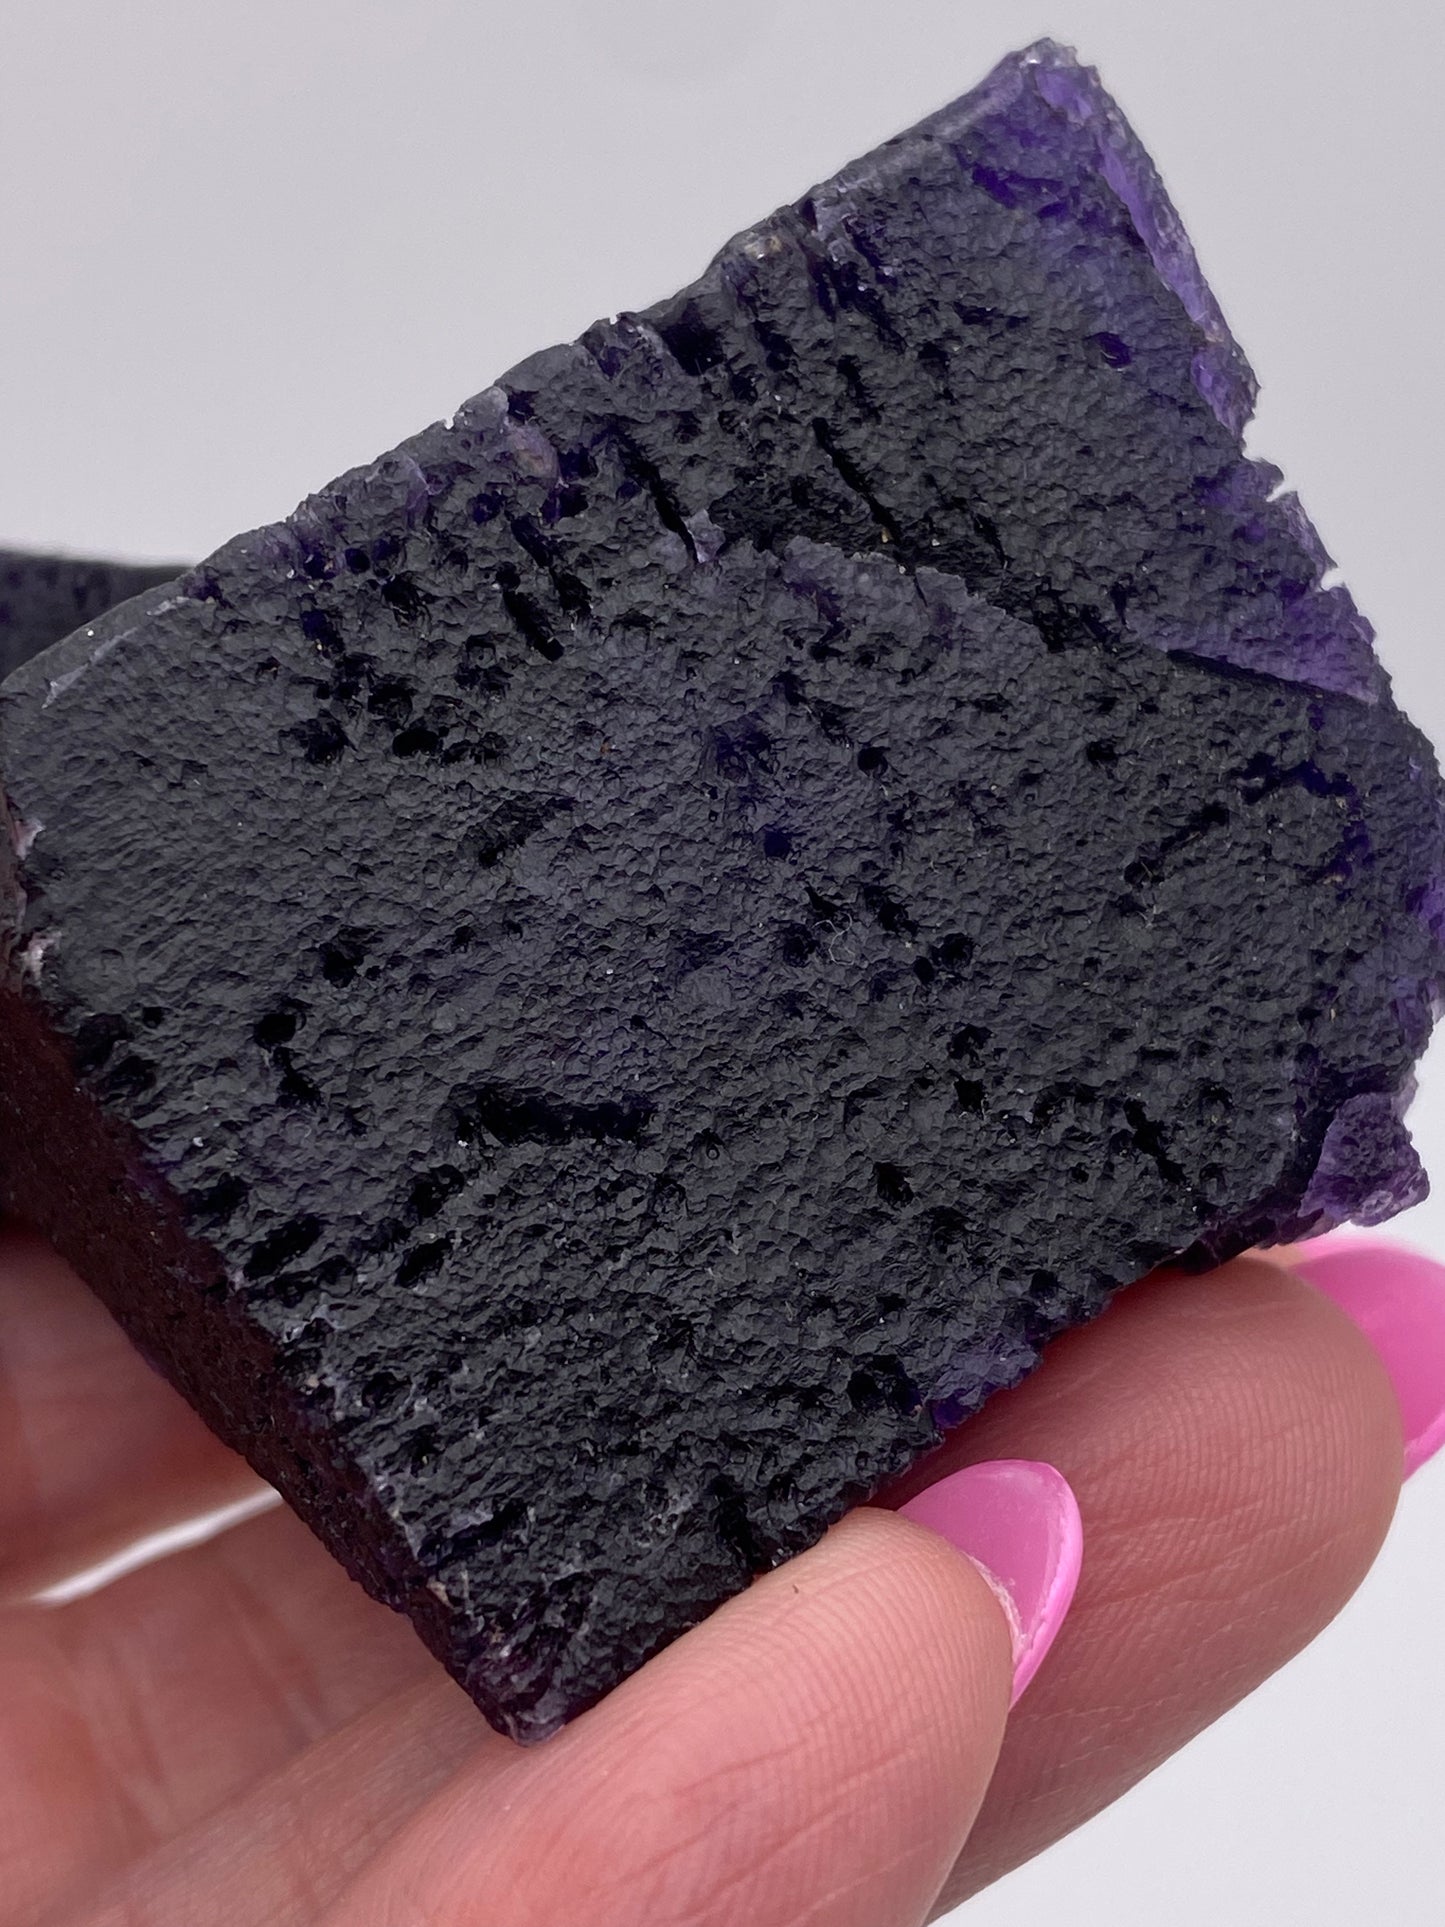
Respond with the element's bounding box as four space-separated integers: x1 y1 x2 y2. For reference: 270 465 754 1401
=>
1 40 1441 1742
0 548 178 682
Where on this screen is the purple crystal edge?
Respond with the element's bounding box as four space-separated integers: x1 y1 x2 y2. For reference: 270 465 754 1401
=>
881 39 1257 437
1023 41 1257 438
182 47 1445 1260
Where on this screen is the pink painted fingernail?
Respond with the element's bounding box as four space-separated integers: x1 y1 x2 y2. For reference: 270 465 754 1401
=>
899 1459 1082 1706
1293 1238 1445 1479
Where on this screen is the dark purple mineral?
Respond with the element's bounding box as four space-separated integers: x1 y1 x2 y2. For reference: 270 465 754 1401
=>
1 40 1441 1742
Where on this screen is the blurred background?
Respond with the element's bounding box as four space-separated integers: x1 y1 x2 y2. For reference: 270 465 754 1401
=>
3 3 1441 1919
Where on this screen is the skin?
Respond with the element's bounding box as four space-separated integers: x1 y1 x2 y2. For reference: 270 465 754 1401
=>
0 1226 1402 1926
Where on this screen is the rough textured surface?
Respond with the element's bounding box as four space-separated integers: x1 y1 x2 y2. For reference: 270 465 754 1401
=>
0 548 178 681
1 39 1442 1742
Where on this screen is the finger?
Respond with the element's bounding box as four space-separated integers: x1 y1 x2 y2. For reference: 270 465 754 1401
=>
65 1677 490 1927
62 1473 1070 1927
0 1503 437 1927
19 1232 1401 1926
0 1226 264 1603
317 1509 1016 1927
1274 1234 1445 1476
889 1253 1404 1915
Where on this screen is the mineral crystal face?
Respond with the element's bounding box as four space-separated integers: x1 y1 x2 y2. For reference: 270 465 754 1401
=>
1 39 1441 1742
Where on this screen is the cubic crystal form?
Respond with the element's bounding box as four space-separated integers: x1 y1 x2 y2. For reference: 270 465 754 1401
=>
1 41 1441 1741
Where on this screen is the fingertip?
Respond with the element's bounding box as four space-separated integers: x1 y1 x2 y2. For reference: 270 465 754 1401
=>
1287 1237 1445 1480
322 1505 1021 1927
898 1460 1082 1705
924 1252 1411 1908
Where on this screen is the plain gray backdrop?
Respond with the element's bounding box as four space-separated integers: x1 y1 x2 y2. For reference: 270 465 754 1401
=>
3 3 1442 1921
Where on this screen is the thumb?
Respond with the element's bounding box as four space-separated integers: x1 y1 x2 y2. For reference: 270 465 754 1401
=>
320 1464 1080 1927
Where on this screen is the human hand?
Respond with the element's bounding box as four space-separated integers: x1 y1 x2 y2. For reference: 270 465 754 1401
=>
2 1226 1441 1926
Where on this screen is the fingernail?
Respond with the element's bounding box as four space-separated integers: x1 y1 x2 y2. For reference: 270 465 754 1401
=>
899 1459 1082 1706
1293 1239 1445 1479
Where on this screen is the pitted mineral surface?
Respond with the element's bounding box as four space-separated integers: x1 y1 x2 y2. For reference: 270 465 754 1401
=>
2 39 1441 1742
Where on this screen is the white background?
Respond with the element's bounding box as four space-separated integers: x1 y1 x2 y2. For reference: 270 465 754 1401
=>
3 4 1442 1920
